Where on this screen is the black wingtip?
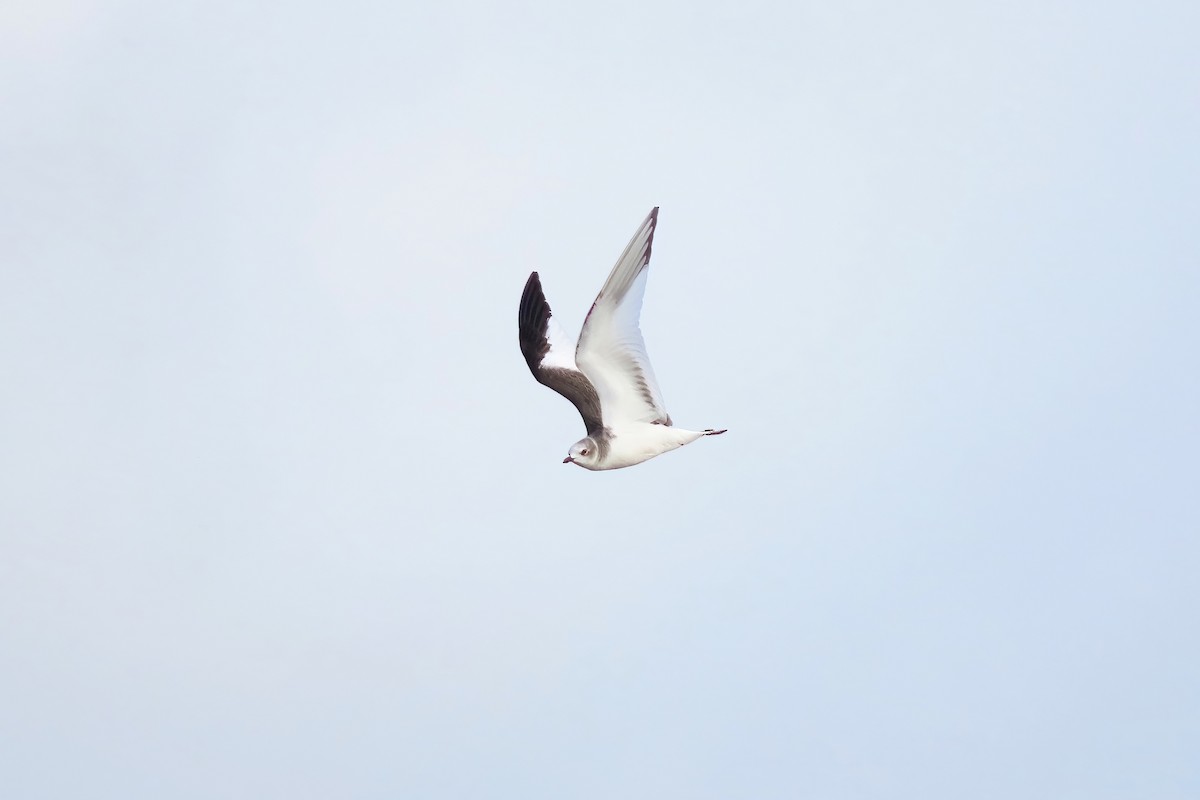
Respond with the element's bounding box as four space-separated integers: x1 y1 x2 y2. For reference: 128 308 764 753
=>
518 271 552 373
520 272 544 320
644 207 659 266
522 271 541 298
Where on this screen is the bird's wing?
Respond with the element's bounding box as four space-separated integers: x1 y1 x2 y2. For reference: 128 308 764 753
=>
518 271 604 434
574 207 672 428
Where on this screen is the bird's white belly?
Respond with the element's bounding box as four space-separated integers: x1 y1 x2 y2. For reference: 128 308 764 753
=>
592 425 702 470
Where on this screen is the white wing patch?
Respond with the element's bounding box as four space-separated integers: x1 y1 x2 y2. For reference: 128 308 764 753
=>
541 309 579 371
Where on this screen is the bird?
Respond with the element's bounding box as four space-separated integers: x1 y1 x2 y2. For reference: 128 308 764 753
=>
518 207 726 470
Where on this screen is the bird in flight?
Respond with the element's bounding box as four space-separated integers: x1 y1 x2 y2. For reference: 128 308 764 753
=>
518 207 726 470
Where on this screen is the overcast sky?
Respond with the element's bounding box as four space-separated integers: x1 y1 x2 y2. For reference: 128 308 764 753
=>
2 1 1198 798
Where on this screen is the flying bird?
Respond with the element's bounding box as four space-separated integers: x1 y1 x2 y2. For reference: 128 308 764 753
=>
518 207 726 470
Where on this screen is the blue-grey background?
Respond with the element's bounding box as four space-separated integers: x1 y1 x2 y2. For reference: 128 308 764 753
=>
3 2 1197 797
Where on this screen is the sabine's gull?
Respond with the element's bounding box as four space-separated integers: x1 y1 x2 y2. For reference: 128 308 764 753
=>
518 207 726 470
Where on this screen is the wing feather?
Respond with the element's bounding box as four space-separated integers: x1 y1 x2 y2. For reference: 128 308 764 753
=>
575 208 672 428
518 272 605 434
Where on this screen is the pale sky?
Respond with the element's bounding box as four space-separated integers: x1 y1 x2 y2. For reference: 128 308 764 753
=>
2 1 1198 798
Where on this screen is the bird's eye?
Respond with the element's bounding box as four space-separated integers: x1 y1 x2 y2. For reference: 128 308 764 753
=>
581 449 589 456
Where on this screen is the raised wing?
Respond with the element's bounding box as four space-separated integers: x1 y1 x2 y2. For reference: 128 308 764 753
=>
518 271 604 434
575 207 672 428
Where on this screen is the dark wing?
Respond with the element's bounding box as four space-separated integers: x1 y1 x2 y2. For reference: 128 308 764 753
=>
519 272 604 435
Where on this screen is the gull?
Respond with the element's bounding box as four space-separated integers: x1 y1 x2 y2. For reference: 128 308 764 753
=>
518 207 726 470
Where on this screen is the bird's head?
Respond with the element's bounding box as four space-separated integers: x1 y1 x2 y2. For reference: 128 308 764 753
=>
563 437 600 469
